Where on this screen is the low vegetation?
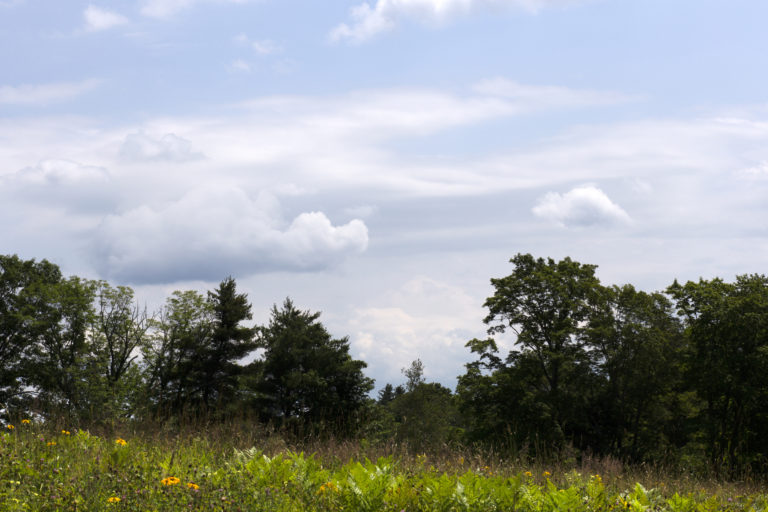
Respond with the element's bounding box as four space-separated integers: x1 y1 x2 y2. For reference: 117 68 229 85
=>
1 421 766 511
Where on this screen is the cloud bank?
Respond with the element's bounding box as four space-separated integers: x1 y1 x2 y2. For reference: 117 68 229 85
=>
93 186 369 283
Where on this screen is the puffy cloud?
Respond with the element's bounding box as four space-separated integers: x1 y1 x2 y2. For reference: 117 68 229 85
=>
532 185 631 227
119 132 203 162
92 186 369 283
83 5 128 31
331 0 581 43
0 79 101 105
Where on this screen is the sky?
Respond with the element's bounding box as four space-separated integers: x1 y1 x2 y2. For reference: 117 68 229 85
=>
2 0 768 391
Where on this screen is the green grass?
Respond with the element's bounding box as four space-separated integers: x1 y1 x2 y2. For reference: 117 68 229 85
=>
0 420 766 511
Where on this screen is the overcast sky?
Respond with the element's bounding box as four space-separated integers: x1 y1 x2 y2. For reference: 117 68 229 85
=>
2 0 768 390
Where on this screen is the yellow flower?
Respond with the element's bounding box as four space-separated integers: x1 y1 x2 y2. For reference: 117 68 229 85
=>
61 430 70 435
47 441 57 446
107 496 121 503
161 477 181 486
187 482 199 490
115 438 127 446
21 419 30 425
543 471 551 478
524 471 532 477
317 481 338 494
6 424 14 430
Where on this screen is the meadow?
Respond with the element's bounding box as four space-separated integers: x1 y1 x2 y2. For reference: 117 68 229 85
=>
1 419 766 511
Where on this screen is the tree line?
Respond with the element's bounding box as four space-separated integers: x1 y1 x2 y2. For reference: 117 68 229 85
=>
0 254 372 432
2 253 768 475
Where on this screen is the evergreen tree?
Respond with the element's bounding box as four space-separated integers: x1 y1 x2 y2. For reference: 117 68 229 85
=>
245 298 373 433
199 277 257 411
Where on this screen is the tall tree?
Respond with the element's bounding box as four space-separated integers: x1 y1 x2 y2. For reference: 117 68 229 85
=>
27 276 97 419
0 255 62 413
584 284 686 460
199 277 257 411
668 274 768 473
83 282 150 421
478 253 603 446
245 298 373 432
143 290 214 416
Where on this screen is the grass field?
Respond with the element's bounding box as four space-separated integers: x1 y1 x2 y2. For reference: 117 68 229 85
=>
1 420 765 511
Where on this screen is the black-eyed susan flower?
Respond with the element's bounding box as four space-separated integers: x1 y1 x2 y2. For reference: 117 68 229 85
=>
187 482 199 490
524 471 532 477
21 419 30 425
115 438 127 446
543 471 551 478
6 424 14 430
107 496 120 503
61 430 70 435
161 477 181 486
47 441 57 446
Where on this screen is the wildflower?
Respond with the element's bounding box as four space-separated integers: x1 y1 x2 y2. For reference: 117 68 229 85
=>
47 441 57 446
115 438 127 446
61 430 70 435
543 471 551 478
161 477 181 486
187 482 199 490
107 496 121 503
524 471 532 477
317 481 338 494
6 425 14 430
21 419 30 425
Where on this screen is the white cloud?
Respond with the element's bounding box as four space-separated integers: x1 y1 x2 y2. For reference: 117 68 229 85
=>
344 205 378 218
0 159 115 213
93 186 369 283
14 159 109 185
331 0 581 43
83 5 129 31
349 276 485 387
230 59 252 72
251 40 279 55
0 79 101 105
119 131 203 162
234 34 281 55
473 78 637 110
737 161 768 179
532 185 632 227
140 0 252 18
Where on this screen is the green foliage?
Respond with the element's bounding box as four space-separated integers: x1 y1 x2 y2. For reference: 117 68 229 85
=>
244 298 373 432
143 289 215 416
477 253 603 448
668 275 768 474
0 254 63 412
